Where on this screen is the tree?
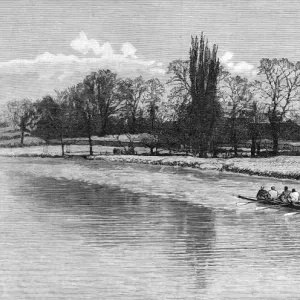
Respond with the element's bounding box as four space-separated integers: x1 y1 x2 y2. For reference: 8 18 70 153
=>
167 60 191 111
256 58 300 155
142 78 165 154
166 60 227 122
117 76 147 134
84 70 123 136
166 59 226 155
246 101 267 157
35 90 71 156
143 78 165 132
72 82 98 156
221 75 253 156
7 99 38 146
189 33 221 157
139 133 158 155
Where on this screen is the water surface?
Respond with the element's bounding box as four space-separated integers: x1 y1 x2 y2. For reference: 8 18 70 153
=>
0 157 300 299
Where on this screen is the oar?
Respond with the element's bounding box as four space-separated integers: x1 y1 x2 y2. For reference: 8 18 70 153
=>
284 212 299 217
233 194 255 206
256 206 271 211
256 203 283 211
236 202 254 206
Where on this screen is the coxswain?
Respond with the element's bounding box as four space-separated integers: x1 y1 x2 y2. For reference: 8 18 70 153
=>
256 186 270 201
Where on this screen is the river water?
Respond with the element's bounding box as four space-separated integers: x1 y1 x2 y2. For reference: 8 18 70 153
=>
1 157 300 299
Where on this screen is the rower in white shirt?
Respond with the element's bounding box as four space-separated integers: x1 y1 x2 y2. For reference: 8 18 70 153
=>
268 186 279 200
289 189 300 203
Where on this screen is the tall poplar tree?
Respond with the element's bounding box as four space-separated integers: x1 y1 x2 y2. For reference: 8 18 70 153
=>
189 33 221 157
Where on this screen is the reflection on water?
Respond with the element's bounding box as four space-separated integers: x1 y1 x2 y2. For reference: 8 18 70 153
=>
0 157 300 299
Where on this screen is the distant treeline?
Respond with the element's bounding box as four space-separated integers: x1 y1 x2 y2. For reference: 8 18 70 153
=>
5 33 300 157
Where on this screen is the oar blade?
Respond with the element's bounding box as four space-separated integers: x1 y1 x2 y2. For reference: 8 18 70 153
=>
236 202 253 206
255 206 268 211
284 212 299 217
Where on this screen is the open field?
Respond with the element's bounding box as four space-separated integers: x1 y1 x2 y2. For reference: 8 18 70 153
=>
2 126 300 155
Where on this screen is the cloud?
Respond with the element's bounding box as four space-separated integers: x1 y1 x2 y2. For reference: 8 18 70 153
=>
0 51 165 103
70 31 115 57
0 52 163 79
35 52 80 63
220 51 233 64
149 67 166 75
70 31 101 55
57 70 76 82
0 32 165 103
220 51 256 77
70 31 144 59
98 42 114 57
232 61 254 73
121 42 137 58
0 52 80 77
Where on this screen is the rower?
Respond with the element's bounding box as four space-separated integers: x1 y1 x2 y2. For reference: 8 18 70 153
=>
289 188 299 203
268 186 278 200
279 186 291 203
256 186 270 200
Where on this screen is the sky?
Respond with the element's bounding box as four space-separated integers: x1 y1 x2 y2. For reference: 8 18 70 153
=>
0 0 299 104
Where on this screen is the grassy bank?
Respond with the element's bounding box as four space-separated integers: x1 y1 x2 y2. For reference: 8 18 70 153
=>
87 155 300 180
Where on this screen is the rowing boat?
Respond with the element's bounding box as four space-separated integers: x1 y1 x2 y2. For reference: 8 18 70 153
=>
237 195 300 211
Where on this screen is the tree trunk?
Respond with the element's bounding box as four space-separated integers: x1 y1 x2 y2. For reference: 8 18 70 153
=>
256 142 261 156
88 132 93 156
88 137 93 155
20 130 24 146
88 115 93 156
60 130 64 156
60 140 64 156
272 134 278 155
209 138 214 157
150 147 154 155
131 114 136 134
233 134 238 156
269 113 280 156
230 117 238 157
198 148 206 158
101 119 107 136
198 145 206 158
251 138 256 157
270 121 279 155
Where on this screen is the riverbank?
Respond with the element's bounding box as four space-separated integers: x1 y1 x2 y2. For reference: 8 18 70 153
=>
1 145 300 180
86 155 300 180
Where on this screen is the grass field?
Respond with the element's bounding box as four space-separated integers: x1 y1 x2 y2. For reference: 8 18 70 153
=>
0 127 45 147
1 126 300 158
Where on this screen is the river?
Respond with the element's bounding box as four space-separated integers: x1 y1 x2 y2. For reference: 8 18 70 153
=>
0 156 300 299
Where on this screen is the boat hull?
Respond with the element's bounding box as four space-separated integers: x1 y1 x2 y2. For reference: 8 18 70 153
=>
237 195 300 211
